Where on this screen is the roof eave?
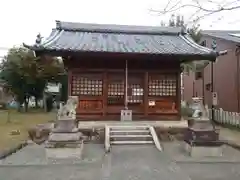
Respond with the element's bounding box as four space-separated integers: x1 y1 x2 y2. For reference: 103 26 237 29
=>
23 43 44 51
31 48 216 61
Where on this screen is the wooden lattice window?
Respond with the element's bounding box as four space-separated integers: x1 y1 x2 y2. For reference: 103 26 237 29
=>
107 75 124 105
128 84 144 104
72 73 103 96
148 74 177 96
127 75 144 104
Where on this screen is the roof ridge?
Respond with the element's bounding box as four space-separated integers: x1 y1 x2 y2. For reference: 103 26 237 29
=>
55 20 182 35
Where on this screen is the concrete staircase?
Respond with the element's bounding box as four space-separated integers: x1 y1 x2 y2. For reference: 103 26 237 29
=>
105 125 162 152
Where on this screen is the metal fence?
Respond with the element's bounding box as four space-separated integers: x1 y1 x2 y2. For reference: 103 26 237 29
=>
208 108 240 128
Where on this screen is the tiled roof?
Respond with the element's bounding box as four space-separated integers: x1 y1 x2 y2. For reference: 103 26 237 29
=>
202 30 240 44
25 21 217 58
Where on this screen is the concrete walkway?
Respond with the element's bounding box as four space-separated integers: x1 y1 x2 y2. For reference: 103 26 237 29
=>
1 143 240 180
0 144 191 180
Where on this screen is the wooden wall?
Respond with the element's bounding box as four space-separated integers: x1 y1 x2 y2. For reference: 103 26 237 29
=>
66 54 181 120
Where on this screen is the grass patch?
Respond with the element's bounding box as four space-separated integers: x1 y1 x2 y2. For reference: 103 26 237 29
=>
0 110 56 151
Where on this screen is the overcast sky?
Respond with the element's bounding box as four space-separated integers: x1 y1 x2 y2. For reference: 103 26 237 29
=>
0 0 240 56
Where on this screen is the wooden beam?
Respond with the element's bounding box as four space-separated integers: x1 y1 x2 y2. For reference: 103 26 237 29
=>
70 68 179 73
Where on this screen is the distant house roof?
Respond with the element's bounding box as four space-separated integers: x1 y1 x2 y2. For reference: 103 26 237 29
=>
24 21 217 60
202 30 240 44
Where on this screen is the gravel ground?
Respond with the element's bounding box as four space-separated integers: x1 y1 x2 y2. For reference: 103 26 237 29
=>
0 142 240 180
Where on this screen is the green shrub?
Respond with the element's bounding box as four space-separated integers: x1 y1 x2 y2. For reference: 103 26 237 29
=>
181 105 194 117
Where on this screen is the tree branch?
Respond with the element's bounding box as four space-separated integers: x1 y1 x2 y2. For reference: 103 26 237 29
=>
151 0 240 15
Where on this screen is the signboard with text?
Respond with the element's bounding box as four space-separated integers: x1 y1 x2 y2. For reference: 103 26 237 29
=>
212 92 218 106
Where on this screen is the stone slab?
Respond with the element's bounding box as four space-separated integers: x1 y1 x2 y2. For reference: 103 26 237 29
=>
45 141 82 148
184 140 224 146
52 127 79 133
48 132 82 142
184 142 223 157
45 147 83 159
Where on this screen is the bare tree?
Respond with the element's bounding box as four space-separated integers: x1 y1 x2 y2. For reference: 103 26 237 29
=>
151 0 240 24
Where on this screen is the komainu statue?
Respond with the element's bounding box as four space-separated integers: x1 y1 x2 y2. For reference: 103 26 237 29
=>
57 96 78 120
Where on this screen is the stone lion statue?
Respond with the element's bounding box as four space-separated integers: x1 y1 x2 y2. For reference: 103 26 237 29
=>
192 102 209 120
57 96 78 120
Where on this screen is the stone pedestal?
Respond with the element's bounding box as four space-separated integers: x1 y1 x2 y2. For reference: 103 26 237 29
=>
45 120 82 148
121 110 132 121
184 119 223 157
184 141 223 157
46 145 83 159
45 119 83 159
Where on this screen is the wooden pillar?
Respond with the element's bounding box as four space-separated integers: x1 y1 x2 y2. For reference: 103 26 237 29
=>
177 71 181 119
103 71 108 117
68 69 72 97
144 71 149 117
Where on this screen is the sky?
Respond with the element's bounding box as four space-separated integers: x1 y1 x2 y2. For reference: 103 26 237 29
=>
0 0 240 57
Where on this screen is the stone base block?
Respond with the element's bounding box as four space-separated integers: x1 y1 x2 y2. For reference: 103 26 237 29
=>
45 141 82 148
45 146 83 159
52 127 79 133
184 142 223 157
48 132 82 142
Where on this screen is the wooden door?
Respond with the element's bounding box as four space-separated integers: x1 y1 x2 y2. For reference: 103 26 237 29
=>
148 73 178 115
127 72 144 119
106 72 125 118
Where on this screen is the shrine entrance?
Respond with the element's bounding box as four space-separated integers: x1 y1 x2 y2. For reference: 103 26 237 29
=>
127 72 145 120
107 72 125 118
106 72 145 120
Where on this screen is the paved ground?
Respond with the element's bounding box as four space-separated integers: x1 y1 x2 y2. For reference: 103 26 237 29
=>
163 142 240 163
163 142 240 180
0 142 240 180
0 144 190 180
219 126 240 146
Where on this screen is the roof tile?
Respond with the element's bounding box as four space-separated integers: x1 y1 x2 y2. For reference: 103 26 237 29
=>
26 21 217 59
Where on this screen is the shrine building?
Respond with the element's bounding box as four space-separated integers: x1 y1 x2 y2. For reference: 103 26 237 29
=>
24 21 217 121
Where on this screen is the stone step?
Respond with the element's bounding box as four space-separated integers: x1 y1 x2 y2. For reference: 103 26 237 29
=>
110 134 152 141
111 140 154 145
110 129 150 135
110 134 152 138
109 126 149 130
